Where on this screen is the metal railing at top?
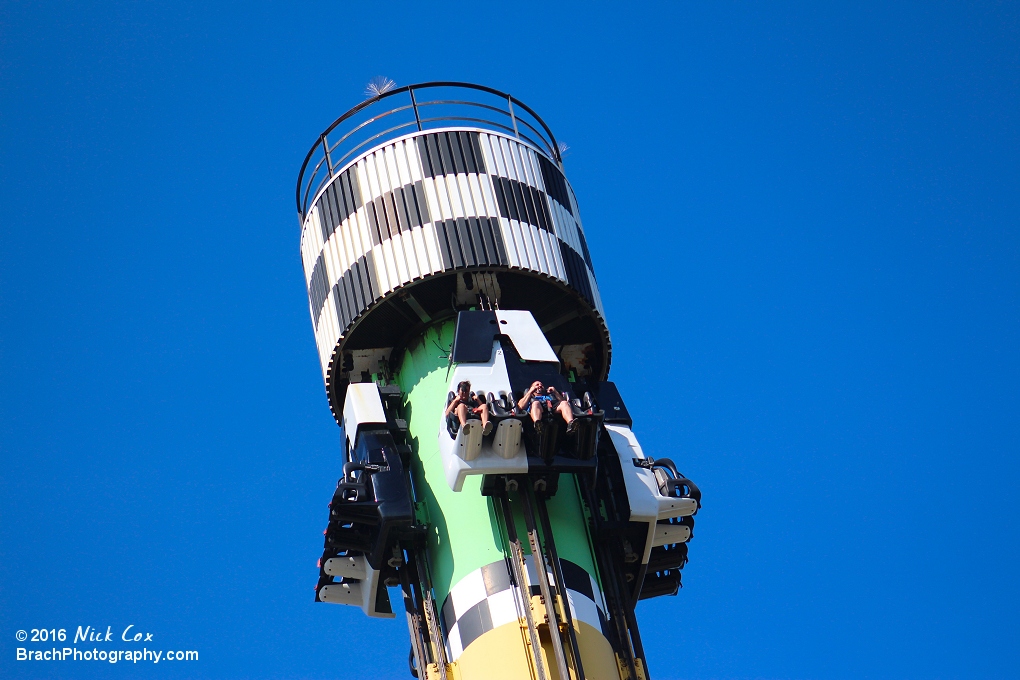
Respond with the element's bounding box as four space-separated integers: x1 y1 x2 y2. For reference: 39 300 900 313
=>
295 82 562 219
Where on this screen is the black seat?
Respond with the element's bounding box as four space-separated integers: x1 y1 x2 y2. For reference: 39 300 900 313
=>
636 461 699 601
512 387 604 463
639 535 690 600
562 389 600 418
486 392 511 417
486 391 527 425
316 388 419 615
446 390 497 437
649 458 702 508
445 391 459 438
509 389 529 414
559 389 603 461
319 429 414 574
639 569 683 599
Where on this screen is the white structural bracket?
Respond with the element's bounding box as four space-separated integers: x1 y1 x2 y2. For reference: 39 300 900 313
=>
494 310 559 362
604 423 697 565
318 555 393 618
342 382 388 452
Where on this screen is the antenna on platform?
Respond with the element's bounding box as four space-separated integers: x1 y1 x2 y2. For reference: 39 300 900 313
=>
364 76 396 98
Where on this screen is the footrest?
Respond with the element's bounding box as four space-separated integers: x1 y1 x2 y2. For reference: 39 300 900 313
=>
638 570 682 600
317 581 363 606
492 418 522 459
651 521 692 548
454 419 484 461
323 554 368 580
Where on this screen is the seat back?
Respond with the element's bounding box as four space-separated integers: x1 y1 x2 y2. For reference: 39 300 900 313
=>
445 391 459 437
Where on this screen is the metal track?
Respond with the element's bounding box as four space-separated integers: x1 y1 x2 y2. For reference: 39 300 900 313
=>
519 484 572 680
413 545 449 680
398 549 430 678
577 479 645 680
497 492 550 680
534 490 587 680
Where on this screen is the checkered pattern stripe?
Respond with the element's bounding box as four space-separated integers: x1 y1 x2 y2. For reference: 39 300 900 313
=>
438 557 608 661
298 129 604 377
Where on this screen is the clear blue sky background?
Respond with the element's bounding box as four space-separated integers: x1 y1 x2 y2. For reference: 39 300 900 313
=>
2 2 1017 679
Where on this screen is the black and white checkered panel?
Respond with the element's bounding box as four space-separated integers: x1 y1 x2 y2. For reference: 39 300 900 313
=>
438 556 609 661
299 129 603 378
476 133 602 317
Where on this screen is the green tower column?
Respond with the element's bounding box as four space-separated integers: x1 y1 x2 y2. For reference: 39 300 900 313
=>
395 321 620 680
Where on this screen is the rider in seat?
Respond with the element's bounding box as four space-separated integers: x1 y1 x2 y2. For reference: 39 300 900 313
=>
517 380 577 434
445 381 493 436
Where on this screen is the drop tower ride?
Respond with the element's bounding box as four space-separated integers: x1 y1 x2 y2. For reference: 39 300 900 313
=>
296 83 701 680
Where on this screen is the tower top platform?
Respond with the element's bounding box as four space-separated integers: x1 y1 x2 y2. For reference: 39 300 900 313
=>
296 83 610 422
297 82 563 219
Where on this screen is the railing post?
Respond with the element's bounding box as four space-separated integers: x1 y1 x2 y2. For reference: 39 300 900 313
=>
409 88 423 131
321 135 334 177
507 96 520 139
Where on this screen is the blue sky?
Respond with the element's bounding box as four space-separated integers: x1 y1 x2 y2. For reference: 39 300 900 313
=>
1 2 1017 679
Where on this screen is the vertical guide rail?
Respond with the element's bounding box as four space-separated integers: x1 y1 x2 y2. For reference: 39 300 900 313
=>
414 545 449 680
498 492 550 680
577 479 643 680
534 491 587 680
423 590 449 680
520 485 572 680
623 607 649 677
399 549 431 678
